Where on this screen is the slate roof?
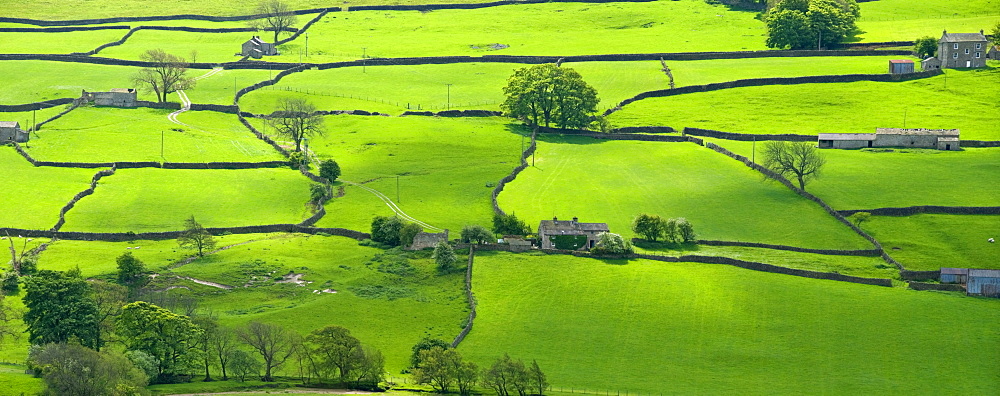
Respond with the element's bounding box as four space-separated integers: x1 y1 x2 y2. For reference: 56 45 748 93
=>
818 133 876 140
941 268 969 275
109 88 135 93
940 32 988 43
0 121 19 128
875 128 960 136
539 218 609 235
969 269 1000 278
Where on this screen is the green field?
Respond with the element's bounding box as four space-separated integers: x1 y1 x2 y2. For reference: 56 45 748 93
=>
856 0 1000 42
703 140 1000 209
27 107 285 162
303 115 523 232
610 66 1000 140
0 148 96 229
863 214 1000 271
498 136 870 249
0 30 126 54
60 167 313 232
99 30 260 64
460 251 1000 394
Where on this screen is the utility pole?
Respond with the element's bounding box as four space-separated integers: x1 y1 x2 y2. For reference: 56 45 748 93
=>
31 109 36 132
903 108 907 128
752 135 756 163
362 47 367 73
396 175 400 203
161 131 164 159
305 33 309 57
446 84 453 110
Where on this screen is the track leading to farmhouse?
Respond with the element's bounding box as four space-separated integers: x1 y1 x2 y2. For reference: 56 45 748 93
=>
167 67 222 126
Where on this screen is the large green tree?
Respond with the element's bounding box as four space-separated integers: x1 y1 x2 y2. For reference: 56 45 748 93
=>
304 325 361 383
765 0 859 49
914 36 938 59
178 215 216 257
501 64 599 129
28 343 149 395
116 301 203 382
237 321 298 382
23 270 100 349
116 252 149 291
632 213 666 242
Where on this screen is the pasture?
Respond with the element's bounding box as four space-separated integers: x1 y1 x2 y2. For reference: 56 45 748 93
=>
28 107 286 162
461 251 1000 394
609 66 1000 140
497 136 870 249
862 214 1000 271
856 0 1000 42
0 29 125 54
0 148 95 229
59 167 313 232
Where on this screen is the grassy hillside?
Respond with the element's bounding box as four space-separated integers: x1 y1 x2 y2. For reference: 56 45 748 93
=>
460 251 1000 394
0 148 95 229
862 214 1000 271
0 30 125 54
856 0 999 42
609 67 1000 140
498 136 870 249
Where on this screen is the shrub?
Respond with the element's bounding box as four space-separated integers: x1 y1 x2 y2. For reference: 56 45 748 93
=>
591 232 633 255
371 216 405 246
319 159 341 182
676 218 696 243
288 151 308 169
461 225 493 244
400 223 423 247
433 241 458 274
1 272 18 296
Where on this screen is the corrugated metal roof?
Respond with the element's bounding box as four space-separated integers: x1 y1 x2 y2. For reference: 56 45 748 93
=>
889 60 914 64
0 121 19 128
818 133 876 140
941 268 969 275
941 32 988 43
875 128 960 136
969 269 1000 278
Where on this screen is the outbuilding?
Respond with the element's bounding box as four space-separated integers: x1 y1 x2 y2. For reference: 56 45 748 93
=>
81 89 137 107
940 267 969 284
889 59 914 74
0 121 29 143
241 36 278 59
818 128 960 150
538 216 609 250
968 269 1000 298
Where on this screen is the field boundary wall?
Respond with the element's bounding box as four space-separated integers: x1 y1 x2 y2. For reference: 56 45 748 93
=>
0 225 369 241
682 127 816 141
901 270 941 281
838 206 1000 216
451 246 478 347
961 140 1000 147
51 165 117 231
685 239 880 256
491 129 536 216
0 98 75 112
635 253 893 287
907 282 965 292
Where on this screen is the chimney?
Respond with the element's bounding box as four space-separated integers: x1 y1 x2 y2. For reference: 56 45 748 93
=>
572 217 578 224
553 216 558 221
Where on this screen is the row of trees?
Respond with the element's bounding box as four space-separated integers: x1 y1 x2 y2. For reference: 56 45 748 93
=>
764 0 860 49
411 340 548 396
631 214 696 244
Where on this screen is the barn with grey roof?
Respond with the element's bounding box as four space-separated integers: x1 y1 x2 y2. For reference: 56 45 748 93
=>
241 36 278 59
538 217 609 250
0 121 29 143
818 128 960 150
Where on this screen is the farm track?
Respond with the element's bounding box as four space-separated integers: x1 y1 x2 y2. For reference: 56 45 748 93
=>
167 67 222 126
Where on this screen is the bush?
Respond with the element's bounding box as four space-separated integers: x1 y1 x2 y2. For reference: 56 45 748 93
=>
590 232 633 255
433 241 458 274
288 151 308 169
400 223 423 247
914 36 937 59
371 216 405 246
1 272 18 296
676 218 696 243
461 225 493 244
319 159 341 182
492 213 531 236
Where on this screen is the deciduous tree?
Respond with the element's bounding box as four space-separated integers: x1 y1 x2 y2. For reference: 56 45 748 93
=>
305 325 361 383
632 213 665 242
913 36 937 58
91 281 127 350
29 343 149 396
764 0 860 49
501 64 599 129
250 0 298 43
132 49 195 102
320 159 342 182
433 241 458 274
268 98 324 152
400 223 423 247
410 337 451 368
676 218 697 243
492 213 531 236
761 141 827 190
591 232 634 255
413 346 459 393
116 252 149 291
178 215 216 257
849 211 871 227
23 270 100 349
116 301 203 382
460 224 493 244
237 321 298 381
371 216 405 246
229 349 262 382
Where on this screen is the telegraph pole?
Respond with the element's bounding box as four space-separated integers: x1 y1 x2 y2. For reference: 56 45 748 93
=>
161 131 164 159
446 84 453 110
396 175 400 203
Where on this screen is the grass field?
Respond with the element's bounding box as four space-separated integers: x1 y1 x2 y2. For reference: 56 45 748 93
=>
460 251 1000 394
862 214 1000 271
703 140 1000 209
856 0 1000 42
27 107 285 162
498 136 870 249
609 66 1000 140
0 148 96 229
99 30 260 64
60 167 313 232
0 30 126 54
300 115 523 232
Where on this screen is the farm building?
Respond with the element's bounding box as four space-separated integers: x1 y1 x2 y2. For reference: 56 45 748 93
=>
930 30 989 69
989 45 1000 60
81 89 137 107
967 269 1000 298
241 36 278 59
888 60 914 74
921 57 942 71
538 217 609 250
0 121 29 143
407 229 449 250
818 128 960 150
940 267 969 284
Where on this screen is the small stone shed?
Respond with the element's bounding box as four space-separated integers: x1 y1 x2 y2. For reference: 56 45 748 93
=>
968 269 1000 298
407 229 449 251
241 36 278 59
81 89 137 107
0 121 29 143
538 217 609 250
940 267 969 284
818 128 960 150
921 57 942 71
888 60 914 74
989 45 1000 61
936 30 989 69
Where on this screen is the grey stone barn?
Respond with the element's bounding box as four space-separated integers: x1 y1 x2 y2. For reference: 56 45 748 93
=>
888 59 914 74
818 128 960 150
407 229 449 251
936 30 989 68
0 121 29 143
81 89 137 107
940 267 969 284
968 269 1000 298
989 45 1000 61
538 217 609 250
241 36 278 59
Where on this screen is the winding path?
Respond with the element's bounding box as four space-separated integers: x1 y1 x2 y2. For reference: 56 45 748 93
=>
167 67 223 126
344 180 443 232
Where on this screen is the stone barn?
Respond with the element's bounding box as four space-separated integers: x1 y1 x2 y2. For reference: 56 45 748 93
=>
818 128 960 150
0 121 29 143
407 229 449 251
940 267 969 284
538 216 609 250
81 89 137 107
241 36 278 59
936 30 989 68
921 57 942 71
888 60 914 74
968 269 1000 298
989 45 1000 60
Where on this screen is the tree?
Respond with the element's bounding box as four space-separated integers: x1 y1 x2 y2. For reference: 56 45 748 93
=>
1 271 18 296
228 349 262 382
632 213 665 242
23 270 101 349
192 316 219 381
29 343 149 396
250 0 298 43
268 98 324 152
116 252 149 291
400 223 423 247
320 159 341 182
91 281 127 350
492 213 531 236
178 215 216 257
351 346 386 390
481 354 530 396
304 325 361 383
132 49 195 103
455 360 479 396
849 211 871 227
760 141 827 190
914 36 937 59
433 241 458 274
125 350 160 381
461 224 493 244
310 183 330 207
591 232 634 255
764 0 860 49
412 346 459 393
501 64 599 129
116 301 203 382
528 360 548 396
676 218 697 243
662 218 680 244
211 326 237 381
237 321 298 382
991 21 1000 47
0 296 21 345
371 216 405 246
410 337 451 368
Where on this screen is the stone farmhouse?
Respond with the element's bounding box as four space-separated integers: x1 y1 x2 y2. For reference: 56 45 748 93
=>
922 30 989 70
241 36 278 59
538 217 609 250
0 121 29 143
818 128 960 151
80 88 137 107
